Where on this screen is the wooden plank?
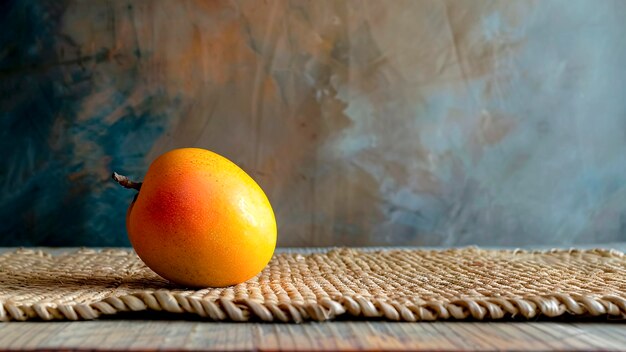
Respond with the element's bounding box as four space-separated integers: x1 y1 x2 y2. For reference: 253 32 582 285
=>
0 321 254 351
1 321 623 351
184 322 255 351
576 322 626 345
471 323 555 351
46 321 189 350
0 322 69 350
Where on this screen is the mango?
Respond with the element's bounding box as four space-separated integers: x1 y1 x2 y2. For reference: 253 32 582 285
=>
113 148 276 287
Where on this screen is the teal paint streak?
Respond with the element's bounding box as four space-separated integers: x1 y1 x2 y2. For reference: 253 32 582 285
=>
0 0 174 246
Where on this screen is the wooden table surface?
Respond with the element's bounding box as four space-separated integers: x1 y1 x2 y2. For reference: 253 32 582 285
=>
1 245 625 352
0 320 625 351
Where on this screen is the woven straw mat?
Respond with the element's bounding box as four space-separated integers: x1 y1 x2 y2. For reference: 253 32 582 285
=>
0 248 625 322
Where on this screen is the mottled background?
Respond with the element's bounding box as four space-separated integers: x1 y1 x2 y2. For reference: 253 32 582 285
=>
2 0 626 247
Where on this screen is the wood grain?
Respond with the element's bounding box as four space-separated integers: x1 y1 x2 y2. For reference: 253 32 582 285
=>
0 321 624 351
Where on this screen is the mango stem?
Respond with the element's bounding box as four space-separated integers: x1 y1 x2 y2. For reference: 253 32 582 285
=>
112 172 142 191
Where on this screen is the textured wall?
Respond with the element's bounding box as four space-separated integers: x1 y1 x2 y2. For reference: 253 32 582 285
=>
2 0 626 246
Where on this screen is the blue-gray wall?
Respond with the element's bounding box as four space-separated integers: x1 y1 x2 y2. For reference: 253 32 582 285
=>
2 0 626 246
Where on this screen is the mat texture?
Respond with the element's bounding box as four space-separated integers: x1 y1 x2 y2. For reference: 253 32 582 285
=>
0 248 624 322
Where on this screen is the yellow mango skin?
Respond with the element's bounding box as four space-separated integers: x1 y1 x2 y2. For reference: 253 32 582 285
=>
126 148 277 287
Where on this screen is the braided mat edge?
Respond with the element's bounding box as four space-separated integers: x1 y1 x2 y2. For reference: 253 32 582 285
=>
1 248 625 322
